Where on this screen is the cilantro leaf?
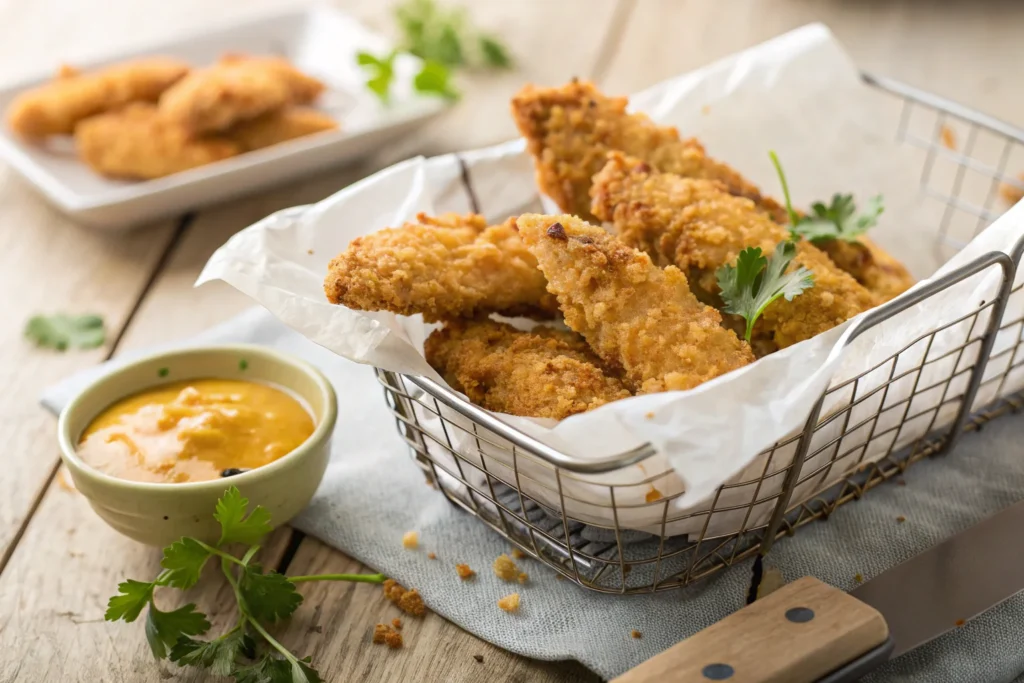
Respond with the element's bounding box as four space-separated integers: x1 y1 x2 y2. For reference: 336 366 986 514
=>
24 313 105 351
232 653 322 683
171 630 254 676
479 35 512 68
215 486 273 546
105 579 154 622
769 150 885 243
356 50 396 103
161 537 212 589
413 60 460 101
144 603 211 660
717 241 815 342
395 0 466 67
240 564 303 623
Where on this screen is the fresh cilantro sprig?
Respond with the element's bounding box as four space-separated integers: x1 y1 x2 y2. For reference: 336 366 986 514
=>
106 487 386 683
769 150 884 243
358 0 512 104
717 241 815 342
24 313 105 351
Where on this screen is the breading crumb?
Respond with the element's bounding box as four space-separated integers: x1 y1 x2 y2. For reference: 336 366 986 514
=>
497 593 520 612
392 618 402 630
645 487 662 503
853 573 864 584
631 630 642 639
940 125 957 150
373 623 403 648
456 563 476 580
307 248 314 255
644 411 655 420
896 515 906 523
473 654 484 663
428 552 437 560
555 574 564 581
402 531 419 549
383 579 427 616
510 548 526 560
493 554 519 581
517 572 528 584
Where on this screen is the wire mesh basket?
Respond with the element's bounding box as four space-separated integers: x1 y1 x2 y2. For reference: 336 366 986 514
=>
376 73 1024 594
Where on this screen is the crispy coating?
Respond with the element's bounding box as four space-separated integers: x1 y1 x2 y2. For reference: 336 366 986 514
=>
591 154 876 349
227 106 337 151
75 103 240 180
425 319 631 418
814 235 914 303
515 213 754 394
7 57 189 138
325 213 558 322
159 55 324 133
510 79 785 222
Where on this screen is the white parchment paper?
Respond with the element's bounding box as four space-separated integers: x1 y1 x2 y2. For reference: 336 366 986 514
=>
199 24 1024 536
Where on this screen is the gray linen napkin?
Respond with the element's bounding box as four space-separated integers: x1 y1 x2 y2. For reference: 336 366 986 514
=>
42 307 1024 682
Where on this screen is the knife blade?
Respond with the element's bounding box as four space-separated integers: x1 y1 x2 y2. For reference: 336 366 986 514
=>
613 498 1024 683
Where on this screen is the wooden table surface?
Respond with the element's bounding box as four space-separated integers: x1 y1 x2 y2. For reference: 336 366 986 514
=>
1 1 1022 681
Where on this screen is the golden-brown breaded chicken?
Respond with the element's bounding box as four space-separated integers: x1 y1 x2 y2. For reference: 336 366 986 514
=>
324 213 558 322
227 107 337 151
7 57 189 138
591 153 876 349
425 319 631 419
510 79 785 222
515 213 754 394
812 235 914 303
159 55 324 134
75 103 240 180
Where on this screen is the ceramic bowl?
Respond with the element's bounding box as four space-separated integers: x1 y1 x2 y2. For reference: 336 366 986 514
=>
57 344 336 546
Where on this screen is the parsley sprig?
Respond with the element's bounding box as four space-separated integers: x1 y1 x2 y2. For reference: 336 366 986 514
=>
24 313 105 351
769 150 884 243
716 241 815 342
357 0 512 104
106 487 385 683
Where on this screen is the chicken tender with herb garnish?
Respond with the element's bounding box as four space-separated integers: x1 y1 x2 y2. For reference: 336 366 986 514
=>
7 57 189 138
591 153 875 349
814 235 914 303
425 319 630 418
515 213 754 394
324 213 558 322
510 79 785 222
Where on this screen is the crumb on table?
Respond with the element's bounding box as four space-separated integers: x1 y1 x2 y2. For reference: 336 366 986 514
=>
896 515 906 523
498 593 520 613
456 563 476 580
392 617 403 630
493 554 519 581
473 654 484 663
427 552 437 560
383 579 427 616
373 623 403 648
631 630 642 639
510 548 526 560
853 573 864 584
402 531 419 549
517 572 528 584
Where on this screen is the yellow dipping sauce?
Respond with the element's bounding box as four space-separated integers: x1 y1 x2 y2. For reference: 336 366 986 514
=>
77 379 315 483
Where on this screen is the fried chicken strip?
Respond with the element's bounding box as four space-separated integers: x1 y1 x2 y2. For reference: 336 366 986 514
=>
515 213 754 394
591 153 876 349
510 79 785 222
324 213 558 322
510 79 913 302
159 55 324 134
425 319 631 419
75 103 240 180
7 57 189 138
227 107 337 151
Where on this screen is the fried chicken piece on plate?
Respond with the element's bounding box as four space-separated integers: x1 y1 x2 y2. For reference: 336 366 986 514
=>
324 213 558 322
7 57 189 138
591 153 876 349
425 319 631 419
159 55 324 134
75 103 240 180
515 213 754 394
510 79 785 222
227 107 337 151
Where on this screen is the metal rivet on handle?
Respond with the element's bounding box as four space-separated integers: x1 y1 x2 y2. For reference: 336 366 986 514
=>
785 607 815 623
702 663 734 680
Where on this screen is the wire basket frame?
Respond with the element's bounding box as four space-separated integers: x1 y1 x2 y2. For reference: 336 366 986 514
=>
376 73 1024 593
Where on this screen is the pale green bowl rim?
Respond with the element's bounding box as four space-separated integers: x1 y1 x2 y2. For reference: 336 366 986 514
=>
57 343 338 493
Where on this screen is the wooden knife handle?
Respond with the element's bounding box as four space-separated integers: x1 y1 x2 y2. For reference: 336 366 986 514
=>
612 577 889 683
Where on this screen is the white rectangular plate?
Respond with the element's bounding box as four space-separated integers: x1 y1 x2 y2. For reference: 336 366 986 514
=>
0 5 449 230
